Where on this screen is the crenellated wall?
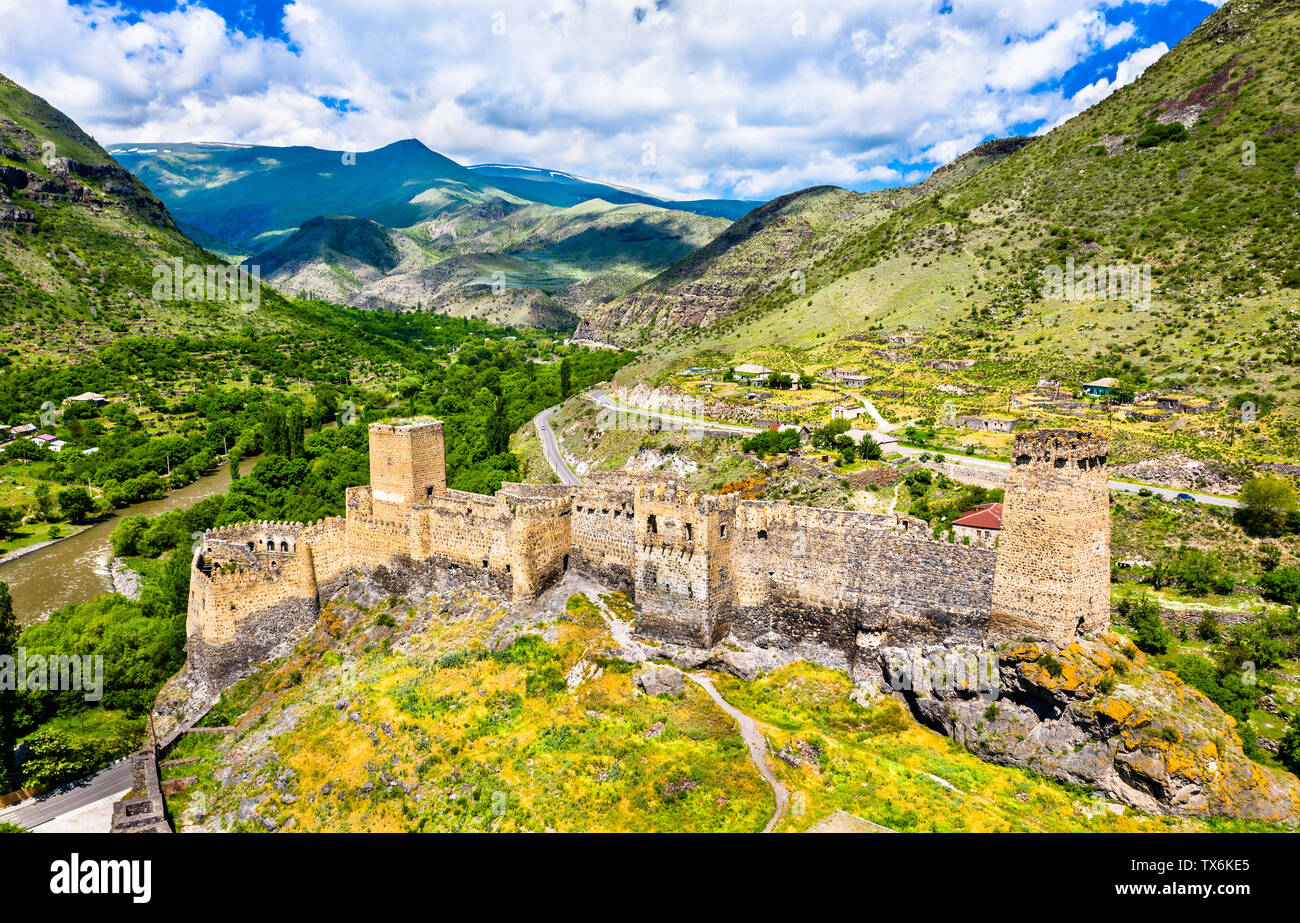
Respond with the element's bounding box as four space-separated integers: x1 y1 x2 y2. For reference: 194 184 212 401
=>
186 418 1110 693
730 504 995 652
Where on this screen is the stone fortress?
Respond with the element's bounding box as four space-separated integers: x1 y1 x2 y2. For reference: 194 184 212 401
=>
186 418 1111 691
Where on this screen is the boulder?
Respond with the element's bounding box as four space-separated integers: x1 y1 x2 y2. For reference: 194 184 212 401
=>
717 649 777 681
636 666 685 696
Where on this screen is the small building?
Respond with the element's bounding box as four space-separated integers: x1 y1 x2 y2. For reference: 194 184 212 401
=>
952 502 1003 548
959 414 1016 434
733 363 773 382
10 423 36 438
1080 377 1119 398
777 423 812 442
832 403 869 421
1155 393 1215 414
0 425 12 444
48 439 68 453
828 368 871 388
63 391 108 407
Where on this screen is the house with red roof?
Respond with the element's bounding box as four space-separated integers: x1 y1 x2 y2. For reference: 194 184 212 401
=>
952 502 1003 548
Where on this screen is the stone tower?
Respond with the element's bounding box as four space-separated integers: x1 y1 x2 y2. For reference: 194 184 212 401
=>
368 418 446 515
633 484 739 647
991 429 1110 643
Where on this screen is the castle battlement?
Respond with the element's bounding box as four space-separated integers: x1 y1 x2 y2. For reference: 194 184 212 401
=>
186 418 1112 691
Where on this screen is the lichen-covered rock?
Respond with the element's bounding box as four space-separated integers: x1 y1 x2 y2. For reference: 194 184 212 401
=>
636 666 685 696
889 634 1300 826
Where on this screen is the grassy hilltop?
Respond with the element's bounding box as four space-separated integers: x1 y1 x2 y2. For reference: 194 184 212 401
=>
578 0 1300 460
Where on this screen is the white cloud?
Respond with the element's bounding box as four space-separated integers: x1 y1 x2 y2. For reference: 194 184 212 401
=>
0 0 1184 199
1038 41 1169 133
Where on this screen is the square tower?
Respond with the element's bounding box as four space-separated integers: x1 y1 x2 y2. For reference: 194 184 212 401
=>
991 429 1110 642
633 484 740 647
368 418 446 509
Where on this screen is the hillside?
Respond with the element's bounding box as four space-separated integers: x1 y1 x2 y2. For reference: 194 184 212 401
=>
0 74 301 361
467 163 759 220
111 140 736 324
157 584 1281 833
573 0 1300 466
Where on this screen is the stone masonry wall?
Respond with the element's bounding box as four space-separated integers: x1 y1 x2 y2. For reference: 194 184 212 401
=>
633 484 740 647
186 418 1109 695
991 430 1110 642
730 504 996 658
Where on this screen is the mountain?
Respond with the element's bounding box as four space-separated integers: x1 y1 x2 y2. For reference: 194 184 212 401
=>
467 163 759 220
578 0 1300 408
110 140 742 326
110 139 515 255
0 74 296 362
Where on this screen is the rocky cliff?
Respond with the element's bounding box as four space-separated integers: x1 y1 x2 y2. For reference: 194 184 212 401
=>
883 633 1300 825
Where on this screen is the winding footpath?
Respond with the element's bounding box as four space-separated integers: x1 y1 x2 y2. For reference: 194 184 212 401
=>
585 591 788 833
688 673 789 832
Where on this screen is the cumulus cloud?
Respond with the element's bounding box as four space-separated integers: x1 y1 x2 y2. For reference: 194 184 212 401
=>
0 0 1183 199
1039 41 1170 133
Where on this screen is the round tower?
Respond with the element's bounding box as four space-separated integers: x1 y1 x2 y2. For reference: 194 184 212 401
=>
990 429 1110 642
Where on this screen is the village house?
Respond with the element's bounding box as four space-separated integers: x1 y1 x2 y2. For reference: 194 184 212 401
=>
1155 393 1216 414
952 502 1003 548
832 403 869 421
732 363 773 382
1080 377 1119 398
959 414 1017 434
62 391 109 407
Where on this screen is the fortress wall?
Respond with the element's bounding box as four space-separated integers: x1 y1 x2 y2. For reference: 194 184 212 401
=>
301 516 349 598
507 498 572 599
632 486 740 646
730 503 996 653
992 431 1111 642
346 485 416 570
570 486 636 590
185 544 322 689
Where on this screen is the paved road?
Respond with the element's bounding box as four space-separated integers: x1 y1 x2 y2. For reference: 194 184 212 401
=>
894 444 1239 508
0 760 131 830
587 390 761 435
584 391 1240 509
533 407 582 486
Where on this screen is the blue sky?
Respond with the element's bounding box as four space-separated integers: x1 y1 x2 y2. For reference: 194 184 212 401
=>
1 0 1220 200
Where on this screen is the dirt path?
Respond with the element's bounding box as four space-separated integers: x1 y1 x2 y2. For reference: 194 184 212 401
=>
688 673 788 832
583 592 788 832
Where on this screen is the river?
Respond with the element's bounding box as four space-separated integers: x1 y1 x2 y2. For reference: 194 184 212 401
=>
0 454 262 627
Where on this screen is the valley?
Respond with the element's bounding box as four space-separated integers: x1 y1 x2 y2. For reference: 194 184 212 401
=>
1 0 1299 843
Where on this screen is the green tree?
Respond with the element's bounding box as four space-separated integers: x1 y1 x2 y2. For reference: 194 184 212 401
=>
0 506 20 542
0 583 18 791
1279 715 1300 777
1236 475 1297 537
559 357 572 398
33 484 55 522
1118 591 1170 654
55 486 95 524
